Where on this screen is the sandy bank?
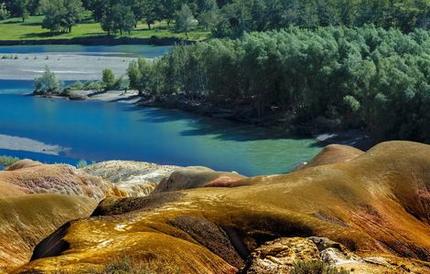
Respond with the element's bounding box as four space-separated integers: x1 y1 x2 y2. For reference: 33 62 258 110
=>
42 89 141 104
0 134 66 155
0 53 137 81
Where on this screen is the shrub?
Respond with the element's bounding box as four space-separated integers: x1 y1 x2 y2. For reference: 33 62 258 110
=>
102 69 116 91
34 66 61 95
76 160 88 169
0 155 20 168
0 3 10 20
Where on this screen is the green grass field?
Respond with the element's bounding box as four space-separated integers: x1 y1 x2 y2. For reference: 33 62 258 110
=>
0 16 210 42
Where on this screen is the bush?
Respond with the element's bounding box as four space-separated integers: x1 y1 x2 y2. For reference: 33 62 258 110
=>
102 69 116 91
0 3 10 20
76 160 89 169
0 155 20 168
34 67 61 95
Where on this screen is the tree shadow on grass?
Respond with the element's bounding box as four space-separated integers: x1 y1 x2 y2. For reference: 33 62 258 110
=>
1 20 22 24
22 32 63 39
22 22 42 26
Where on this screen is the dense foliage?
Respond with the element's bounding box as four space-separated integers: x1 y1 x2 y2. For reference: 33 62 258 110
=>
211 0 430 37
40 0 84 32
80 0 430 36
128 26 430 141
2 0 430 37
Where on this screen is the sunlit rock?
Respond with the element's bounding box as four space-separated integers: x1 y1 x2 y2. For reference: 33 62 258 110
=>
16 141 430 273
82 160 179 196
154 166 247 192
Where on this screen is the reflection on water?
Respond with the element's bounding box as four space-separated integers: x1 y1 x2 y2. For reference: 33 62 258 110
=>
0 85 320 175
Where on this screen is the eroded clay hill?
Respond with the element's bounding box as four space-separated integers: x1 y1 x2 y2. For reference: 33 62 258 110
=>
0 163 111 272
15 141 430 273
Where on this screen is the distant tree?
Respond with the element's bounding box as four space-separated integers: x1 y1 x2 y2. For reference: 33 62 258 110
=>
175 4 197 37
127 59 152 95
140 0 160 30
27 0 41 15
198 0 220 30
0 3 10 20
83 0 104 21
102 68 116 90
101 3 136 35
34 67 60 94
159 0 179 26
40 0 84 33
10 0 29 21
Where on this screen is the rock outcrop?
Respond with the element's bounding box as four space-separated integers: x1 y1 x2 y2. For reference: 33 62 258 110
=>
154 166 247 193
0 164 111 200
5 159 42 171
82 160 179 196
245 236 417 274
15 141 430 273
297 144 364 170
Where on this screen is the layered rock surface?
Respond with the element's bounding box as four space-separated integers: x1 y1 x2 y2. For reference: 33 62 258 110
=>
14 141 430 273
82 160 179 196
0 162 111 272
297 144 364 170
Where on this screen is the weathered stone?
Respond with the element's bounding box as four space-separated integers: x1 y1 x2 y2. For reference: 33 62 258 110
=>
246 237 320 274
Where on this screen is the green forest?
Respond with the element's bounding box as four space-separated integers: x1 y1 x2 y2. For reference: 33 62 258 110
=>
1 0 430 36
127 26 430 142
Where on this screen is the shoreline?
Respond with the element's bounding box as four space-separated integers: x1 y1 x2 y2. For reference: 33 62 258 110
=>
38 90 374 150
140 97 374 150
0 36 193 46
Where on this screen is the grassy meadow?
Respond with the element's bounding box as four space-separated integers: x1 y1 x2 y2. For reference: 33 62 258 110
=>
0 15 210 42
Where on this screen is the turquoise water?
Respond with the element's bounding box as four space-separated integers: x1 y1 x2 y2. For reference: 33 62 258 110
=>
0 44 172 57
0 46 320 176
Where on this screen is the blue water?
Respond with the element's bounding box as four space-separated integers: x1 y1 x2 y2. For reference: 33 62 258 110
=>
0 45 321 176
0 44 172 57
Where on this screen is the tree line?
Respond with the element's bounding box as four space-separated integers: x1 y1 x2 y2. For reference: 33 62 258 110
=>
127 26 430 142
2 0 430 36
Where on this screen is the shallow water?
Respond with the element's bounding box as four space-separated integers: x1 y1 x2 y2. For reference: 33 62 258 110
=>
0 45 320 176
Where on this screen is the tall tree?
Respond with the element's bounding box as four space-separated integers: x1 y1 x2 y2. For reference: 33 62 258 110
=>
175 4 197 37
40 0 84 32
101 2 136 35
127 59 152 95
7 0 29 21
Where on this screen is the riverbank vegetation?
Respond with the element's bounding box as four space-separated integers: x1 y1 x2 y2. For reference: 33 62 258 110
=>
33 67 127 96
127 26 430 142
0 155 20 167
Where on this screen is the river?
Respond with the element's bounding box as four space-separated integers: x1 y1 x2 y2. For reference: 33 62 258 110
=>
0 45 320 176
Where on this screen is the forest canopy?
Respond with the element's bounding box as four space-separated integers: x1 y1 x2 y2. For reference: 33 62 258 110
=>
128 26 430 142
1 0 430 36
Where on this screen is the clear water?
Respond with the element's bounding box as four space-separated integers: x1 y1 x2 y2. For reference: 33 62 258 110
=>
0 45 320 176
0 44 172 57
